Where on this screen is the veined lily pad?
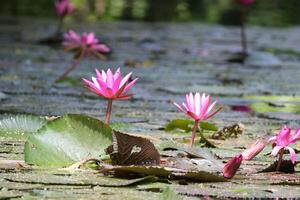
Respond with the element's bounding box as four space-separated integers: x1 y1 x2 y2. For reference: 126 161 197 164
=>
24 114 112 167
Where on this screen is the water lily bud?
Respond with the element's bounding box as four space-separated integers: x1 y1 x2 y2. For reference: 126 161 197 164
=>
223 154 243 179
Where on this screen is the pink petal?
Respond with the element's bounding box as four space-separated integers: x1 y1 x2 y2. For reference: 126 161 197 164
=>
115 94 132 100
82 78 102 95
174 102 184 113
188 93 195 113
106 69 114 88
182 102 189 111
205 101 217 117
95 69 102 80
271 145 283 156
200 94 210 118
286 146 296 164
267 136 277 143
276 126 291 146
290 128 300 144
194 93 200 116
101 70 107 81
91 77 100 90
112 71 122 93
120 72 132 88
122 78 139 94
114 68 121 80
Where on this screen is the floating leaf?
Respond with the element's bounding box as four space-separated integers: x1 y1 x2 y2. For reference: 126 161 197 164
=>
245 95 300 102
0 115 47 139
160 187 183 200
250 102 300 114
165 119 193 132
199 121 218 131
24 114 112 167
165 119 218 132
106 130 160 166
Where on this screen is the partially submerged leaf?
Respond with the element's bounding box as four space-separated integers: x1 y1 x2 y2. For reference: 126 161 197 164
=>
0 115 47 139
24 114 112 167
106 130 160 166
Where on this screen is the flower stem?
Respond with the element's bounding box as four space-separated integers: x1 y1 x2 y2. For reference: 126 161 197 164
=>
276 149 284 172
240 7 248 56
190 120 199 147
105 100 113 125
55 50 84 83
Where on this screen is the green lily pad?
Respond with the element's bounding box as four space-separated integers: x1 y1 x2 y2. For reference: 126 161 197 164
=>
24 114 113 167
250 102 300 114
165 119 193 132
165 119 218 132
245 95 300 102
0 115 47 139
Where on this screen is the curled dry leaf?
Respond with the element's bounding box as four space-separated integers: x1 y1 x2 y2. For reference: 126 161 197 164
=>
105 130 160 166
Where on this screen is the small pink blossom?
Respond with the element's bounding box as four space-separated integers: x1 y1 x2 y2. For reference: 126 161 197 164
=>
236 0 255 5
223 154 243 179
268 126 300 164
63 30 111 58
82 68 138 100
55 0 75 18
174 92 221 121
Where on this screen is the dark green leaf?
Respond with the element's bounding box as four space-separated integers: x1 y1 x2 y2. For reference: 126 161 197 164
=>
24 114 112 167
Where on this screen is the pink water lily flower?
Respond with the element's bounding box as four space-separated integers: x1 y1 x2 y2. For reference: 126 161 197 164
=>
174 92 221 121
63 30 111 58
174 92 221 146
268 126 300 164
83 68 138 100
83 68 138 124
56 31 111 83
55 0 75 17
236 0 255 5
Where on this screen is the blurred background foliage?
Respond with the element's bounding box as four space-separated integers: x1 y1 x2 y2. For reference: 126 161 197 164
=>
1 0 300 26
